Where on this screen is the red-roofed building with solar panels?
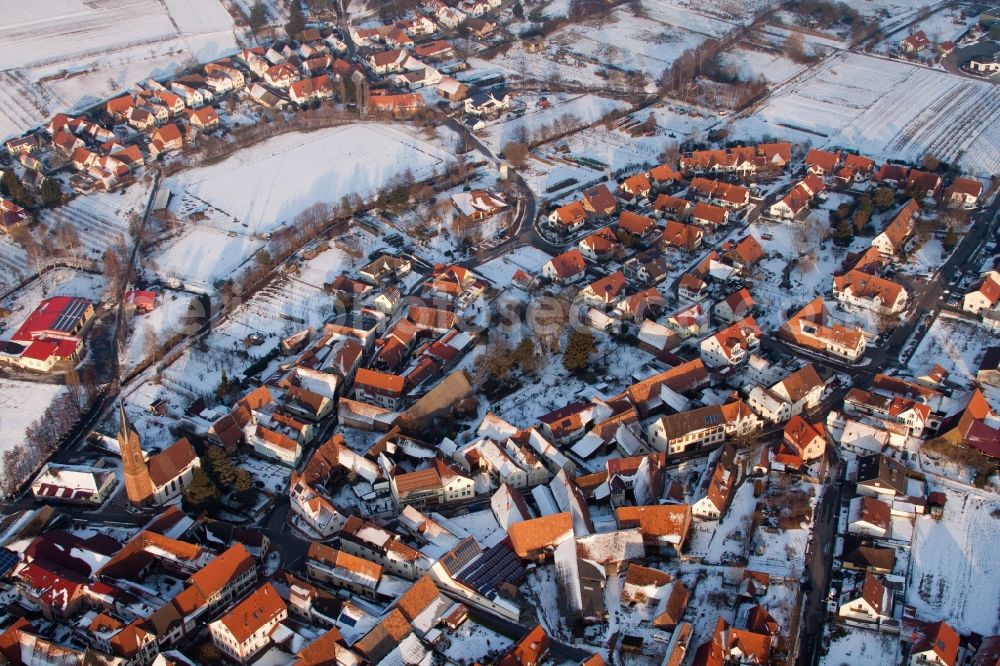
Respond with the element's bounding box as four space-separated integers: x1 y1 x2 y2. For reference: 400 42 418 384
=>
0 296 94 371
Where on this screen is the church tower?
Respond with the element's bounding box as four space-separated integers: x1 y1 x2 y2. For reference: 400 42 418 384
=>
118 402 153 505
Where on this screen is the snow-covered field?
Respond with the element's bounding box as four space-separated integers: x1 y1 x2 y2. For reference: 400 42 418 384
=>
820 627 899 666
166 124 456 232
717 46 807 84
729 51 1000 177
0 0 238 141
905 314 992 386
0 267 106 332
907 486 1000 636
476 246 553 286
150 226 264 293
121 289 199 373
0 379 67 457
480 93 627 155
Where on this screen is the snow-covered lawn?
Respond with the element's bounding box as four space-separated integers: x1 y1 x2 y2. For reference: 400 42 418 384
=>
728 51 1000 177
166 124 457 233
0 268 106 334
905 314 992 386
121 289 199 374
480 94 627 155
476 246 553 286
820 627 899 666
907 486 1000 636
0 0 237 141
873 6 977 55
0 379 67 457
718 46 808 84
440 620 513 662
149 226 264 292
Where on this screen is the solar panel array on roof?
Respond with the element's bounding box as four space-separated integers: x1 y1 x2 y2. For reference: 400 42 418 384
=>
51 298 89 333
440 536 481 577
456 540 524 597
0 548 17 576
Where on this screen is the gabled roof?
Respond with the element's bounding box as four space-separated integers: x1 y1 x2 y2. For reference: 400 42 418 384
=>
691 202 727 225
910 620 959 666
804 148 840 173
547 248 587 278
507 512 573 557
148 437 198 488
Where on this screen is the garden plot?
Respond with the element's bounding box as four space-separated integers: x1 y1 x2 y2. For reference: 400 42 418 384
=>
476 246 553 286
820 627 899 666
440 620 513 663
0 0 237 141
158 274 332 399
121 289 199 374
149 226 264 293
728 51 1000 177
0 379 67 457
905 314 992 386
907 487 1000 635
544 7 728 82
479 93 626 155
0 268 106 333
41 178 154 261
648 0 771 23
717 46 807 84
166 124 455 234
873 5 977 55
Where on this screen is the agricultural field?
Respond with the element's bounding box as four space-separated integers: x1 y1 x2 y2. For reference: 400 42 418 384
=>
165 124 457 233
729 51 1000 177
0 379 68 458
0 0 238 141
907 486 1000 636
904 314 993 387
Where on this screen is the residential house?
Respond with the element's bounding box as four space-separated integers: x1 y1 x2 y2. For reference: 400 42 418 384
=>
619 173 652 200
581 183 618 218
369 49 409 75
804 148 841 175
614 505 692 556
964 271 1000 315
547 200 588 233
838 572 889 623
944 176 983 208
578 271 627 309
653 193 692 219
782 415 826 460
661 219 703 252
713 288 754 324
390 459 476 509
665 302 709 339
900 30 930 54
353 368 406 410
464 89 510 117
622 252 668 287
834 270 908 313
690 202 728 228
720 235 764 273
542 248 588 284
872 199 918 258
687 177 749 208
451 189 508 221
747 363 826 423
616 211 658 246
692 451 737 520
209 583 287 664
847 496 891 538
579 227 621 262
907 621 959 666
677 274 707 301
907 169 942 198
855 453 908 498
779 297 866 361
306 543 382 599
699 316 761 368
646 405 726 455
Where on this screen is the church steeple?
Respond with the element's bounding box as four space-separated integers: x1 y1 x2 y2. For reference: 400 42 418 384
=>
117 401 153 505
